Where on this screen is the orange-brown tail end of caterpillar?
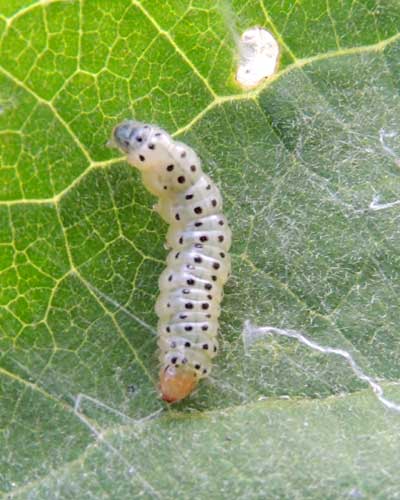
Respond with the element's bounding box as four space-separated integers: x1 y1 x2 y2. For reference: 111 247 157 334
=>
159 366 198 403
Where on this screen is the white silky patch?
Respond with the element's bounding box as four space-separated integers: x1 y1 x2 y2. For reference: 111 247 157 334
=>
243 321 400 414
236 27 279 88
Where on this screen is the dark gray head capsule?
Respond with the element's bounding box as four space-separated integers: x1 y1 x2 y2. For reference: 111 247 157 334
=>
110 120 150 154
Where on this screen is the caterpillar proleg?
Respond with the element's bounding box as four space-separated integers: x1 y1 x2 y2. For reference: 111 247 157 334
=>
110 120 232 402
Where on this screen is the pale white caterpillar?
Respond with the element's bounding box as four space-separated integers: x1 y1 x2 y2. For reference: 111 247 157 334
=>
109 120 232 402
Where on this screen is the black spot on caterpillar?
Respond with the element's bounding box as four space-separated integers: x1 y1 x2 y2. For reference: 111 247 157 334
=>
110 120 232 403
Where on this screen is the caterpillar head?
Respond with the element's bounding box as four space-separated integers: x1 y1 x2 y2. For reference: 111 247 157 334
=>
109 119 174 187
110 120 151 154
109 119 203 202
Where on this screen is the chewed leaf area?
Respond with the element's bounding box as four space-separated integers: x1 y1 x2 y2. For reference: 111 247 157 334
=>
1 0 400 498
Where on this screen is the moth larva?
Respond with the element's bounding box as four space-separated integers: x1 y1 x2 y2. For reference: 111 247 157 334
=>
110 120 231 403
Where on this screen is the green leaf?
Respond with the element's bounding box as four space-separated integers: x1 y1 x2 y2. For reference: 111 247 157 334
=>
1 0 400 497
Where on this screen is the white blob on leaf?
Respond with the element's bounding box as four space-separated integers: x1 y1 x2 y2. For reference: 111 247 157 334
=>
236 27 279 88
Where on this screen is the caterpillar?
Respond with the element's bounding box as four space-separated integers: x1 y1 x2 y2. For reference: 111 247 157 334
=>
109 120 231 403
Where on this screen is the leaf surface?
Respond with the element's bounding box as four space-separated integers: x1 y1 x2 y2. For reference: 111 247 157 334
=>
1 1 400 497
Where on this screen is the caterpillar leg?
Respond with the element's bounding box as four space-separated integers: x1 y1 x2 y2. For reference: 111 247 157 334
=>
153 202 162 214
